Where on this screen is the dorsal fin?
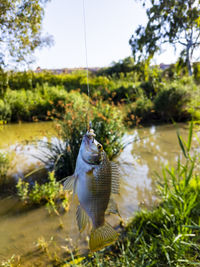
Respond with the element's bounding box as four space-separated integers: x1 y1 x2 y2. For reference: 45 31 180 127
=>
111 162 120 194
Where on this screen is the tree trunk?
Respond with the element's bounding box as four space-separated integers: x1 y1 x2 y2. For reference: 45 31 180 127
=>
186 41 193 76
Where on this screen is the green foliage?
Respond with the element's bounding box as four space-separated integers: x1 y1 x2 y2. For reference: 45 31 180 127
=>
125 97 154 127
0 152 11 194
130 0 200 75
193 62 200 84
154 85 191 122
0 100 11 122
16 172 69 214
125 78 199 126
97 57 136 77
0 0 52 67
0 66 199 125
92 101 124 159
0 70 8 97
0 152 9 179
3 85 70 122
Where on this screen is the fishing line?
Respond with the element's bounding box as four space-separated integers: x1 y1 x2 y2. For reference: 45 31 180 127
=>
82 0 91 130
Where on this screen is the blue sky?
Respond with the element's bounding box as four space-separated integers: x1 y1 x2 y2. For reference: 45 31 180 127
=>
33 0 175 70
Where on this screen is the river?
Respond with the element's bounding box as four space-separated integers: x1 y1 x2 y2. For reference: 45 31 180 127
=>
0 122 199 266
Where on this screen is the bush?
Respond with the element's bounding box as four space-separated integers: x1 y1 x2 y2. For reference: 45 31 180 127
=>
37 93 125 180
125 97 154 127
0 100 11 122
4 85 73 122
154 86 191 122
16 172 69 214
193 62 200 84
57 100 124 178
0 70 8 97
105 85 137 104
0 152 11 194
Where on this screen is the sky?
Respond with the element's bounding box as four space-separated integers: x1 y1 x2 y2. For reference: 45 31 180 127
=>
33 0 175 70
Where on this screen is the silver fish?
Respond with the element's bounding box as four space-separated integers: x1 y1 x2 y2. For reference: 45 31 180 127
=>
64 129 120 252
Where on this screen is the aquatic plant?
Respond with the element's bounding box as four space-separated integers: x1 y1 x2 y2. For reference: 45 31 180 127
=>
0 152 12 194
0 254 20 267
16 172 69 214
38 98 124 180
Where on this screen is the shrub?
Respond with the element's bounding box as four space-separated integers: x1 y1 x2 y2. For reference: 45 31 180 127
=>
16 172 69 214
8 71 33 90
4 85 72 122
5 89 31 121
125 97 154 127
0 70 8 97
56 100 124 178
106 85 137 104
37 93 125 180
154 85 191 122
0 100 11 122
0 152 11 194
193 62 200 84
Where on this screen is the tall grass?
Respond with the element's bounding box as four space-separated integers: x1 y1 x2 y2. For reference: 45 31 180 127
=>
0 152 12 195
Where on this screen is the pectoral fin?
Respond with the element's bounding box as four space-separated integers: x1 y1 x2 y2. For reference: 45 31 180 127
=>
63 174 77 193
76 205 90 233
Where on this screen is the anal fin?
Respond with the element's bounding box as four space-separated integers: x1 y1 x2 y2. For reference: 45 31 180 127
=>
76 205 90 233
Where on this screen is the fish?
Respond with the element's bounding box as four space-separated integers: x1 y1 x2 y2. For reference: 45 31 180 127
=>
63 128 120 252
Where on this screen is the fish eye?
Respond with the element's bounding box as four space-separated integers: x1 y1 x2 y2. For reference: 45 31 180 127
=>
97 144 103 151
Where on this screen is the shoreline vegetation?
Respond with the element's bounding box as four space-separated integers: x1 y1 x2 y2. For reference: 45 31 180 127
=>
1 58 200 266
0 58 200 126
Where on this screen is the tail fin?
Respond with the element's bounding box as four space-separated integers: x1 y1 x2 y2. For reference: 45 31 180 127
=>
89 223 118 252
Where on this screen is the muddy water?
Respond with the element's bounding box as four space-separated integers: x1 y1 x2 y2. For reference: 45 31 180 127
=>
0 122 199 265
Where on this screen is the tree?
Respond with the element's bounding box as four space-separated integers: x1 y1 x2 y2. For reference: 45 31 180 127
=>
130 0 200 75
98 57 136 77
0 0 52 68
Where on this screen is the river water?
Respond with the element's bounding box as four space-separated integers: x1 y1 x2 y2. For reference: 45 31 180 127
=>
0 122 199 266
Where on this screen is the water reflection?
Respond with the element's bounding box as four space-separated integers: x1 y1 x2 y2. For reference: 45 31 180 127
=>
116 123 200 221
